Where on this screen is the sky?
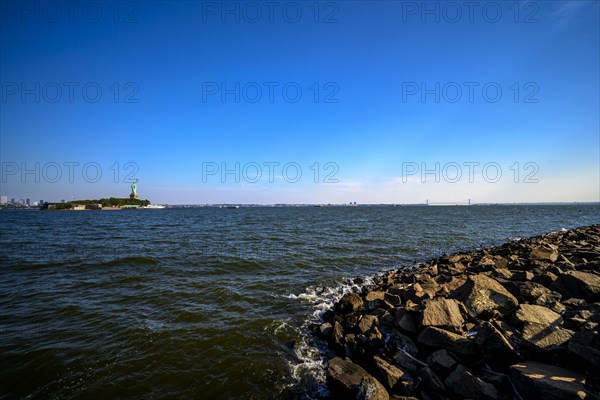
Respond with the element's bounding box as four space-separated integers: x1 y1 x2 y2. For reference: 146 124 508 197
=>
1 0 599 204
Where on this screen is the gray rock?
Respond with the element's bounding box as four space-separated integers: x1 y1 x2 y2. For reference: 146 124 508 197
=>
530 244 559 262
419 367 445 393
426 349 457 373
420 298 465 331
366 291 386 302
512 304 574 354
389 330 419 356
502 281 546 301
336 293 363 315
373 355 415 395
392 350 421 374
385 292 403 306
444 364 499 400
327 357 389 400
358 375 391 400
452 274 519 318
332 321 345 348
510 361 590 400
512 271 534 281
475 321 521 368
568 328 600 368
395 309 418 334
552 271 600 302
319 322 332 337
532 270 559 287
359 315 379 334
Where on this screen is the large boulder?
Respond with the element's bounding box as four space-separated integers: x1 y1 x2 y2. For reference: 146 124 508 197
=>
336 293 364 315
474 321 521 368
510 361 590 400
512 304 573 354
373 356 415 395
530 244 559 262
452 275 519 318
327 357 389 400
552 271 600 302
426 349 457 373
420 298 465 331
394 309 418 334
568 328 600 368
358 315 379 334
445 364 499 400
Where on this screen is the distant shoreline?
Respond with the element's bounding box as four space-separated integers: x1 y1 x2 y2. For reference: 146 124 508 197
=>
1 202 598 210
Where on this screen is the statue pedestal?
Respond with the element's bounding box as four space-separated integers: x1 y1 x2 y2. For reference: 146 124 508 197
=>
130 194 139 200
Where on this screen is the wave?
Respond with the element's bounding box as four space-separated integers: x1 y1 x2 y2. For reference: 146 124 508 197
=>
286 274 377 398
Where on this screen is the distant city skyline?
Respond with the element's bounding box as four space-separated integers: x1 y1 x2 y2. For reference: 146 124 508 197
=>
1 1 599 204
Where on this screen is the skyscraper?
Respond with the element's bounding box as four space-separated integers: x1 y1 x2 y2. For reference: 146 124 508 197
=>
0 196 7 205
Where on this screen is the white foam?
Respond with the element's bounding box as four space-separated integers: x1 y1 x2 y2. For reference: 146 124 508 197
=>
285 275 378 397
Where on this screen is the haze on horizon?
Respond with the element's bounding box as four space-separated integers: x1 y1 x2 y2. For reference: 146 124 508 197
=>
1 1 599 205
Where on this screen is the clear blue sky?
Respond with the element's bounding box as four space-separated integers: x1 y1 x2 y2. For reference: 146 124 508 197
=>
1 1 599 204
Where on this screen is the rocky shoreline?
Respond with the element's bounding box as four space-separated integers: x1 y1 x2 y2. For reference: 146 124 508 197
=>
314 225 600 400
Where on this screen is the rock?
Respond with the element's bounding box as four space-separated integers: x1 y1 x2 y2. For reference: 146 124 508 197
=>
366 291 386 302
445 261 467 275
373 356 415 395
532 270 559 287
475 321 521 368
402 283 433 304
420 298 465 331
389 330 419 356
358 375 391 400
512 303 562 328
319 322 332 337
512 304 574 354
419 367 445 393
392 350 421 374
336 293 363 315
417 326 477 356
568 328 600 368
530 244 559 262
552 271 600 302
385 292 403 306
512 271 534 281
503 281 557 303
379 312 395 333
444 364 499 400
510 361 590 400
359 315 379 334
563 298 587 309
332 321 345 348
503 281 564 312
452 274 519 318
327 357 389 400
492 267 513 280
440 254 464 264
495 257 510 269
394 309 418 334
426 349 457 373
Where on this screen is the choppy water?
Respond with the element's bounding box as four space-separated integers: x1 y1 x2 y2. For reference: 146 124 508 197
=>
1 205 599 399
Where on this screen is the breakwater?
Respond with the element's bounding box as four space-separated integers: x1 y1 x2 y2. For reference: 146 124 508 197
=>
318 225 600 399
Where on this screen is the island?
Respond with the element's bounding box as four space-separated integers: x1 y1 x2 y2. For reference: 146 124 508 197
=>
40 181 164 210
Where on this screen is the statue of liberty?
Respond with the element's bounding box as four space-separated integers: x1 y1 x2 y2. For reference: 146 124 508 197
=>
130 179 139 199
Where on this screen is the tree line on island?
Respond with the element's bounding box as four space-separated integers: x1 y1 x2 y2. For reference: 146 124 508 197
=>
42 198 150 209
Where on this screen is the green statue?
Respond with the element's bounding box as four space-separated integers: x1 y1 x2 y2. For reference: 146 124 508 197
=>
131 179 139 197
